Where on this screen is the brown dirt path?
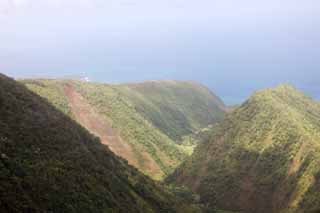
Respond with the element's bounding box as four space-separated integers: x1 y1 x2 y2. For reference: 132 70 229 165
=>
63 84 164 178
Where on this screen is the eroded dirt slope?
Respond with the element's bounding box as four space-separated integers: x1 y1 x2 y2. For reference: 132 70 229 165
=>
64 84 163 178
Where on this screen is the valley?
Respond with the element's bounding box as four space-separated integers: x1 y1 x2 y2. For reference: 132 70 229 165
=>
22 79 226 180
1 73 320 212
0 74 203 212
2 1 318 212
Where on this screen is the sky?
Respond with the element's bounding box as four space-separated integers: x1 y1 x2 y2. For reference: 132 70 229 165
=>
0 0 320 104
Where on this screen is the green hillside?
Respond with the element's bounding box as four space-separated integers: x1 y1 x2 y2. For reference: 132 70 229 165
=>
117 81 226 142
22 80 225 180
167 85 320 213
0 73 203 212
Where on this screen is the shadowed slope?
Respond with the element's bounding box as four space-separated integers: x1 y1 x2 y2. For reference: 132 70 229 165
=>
0 74 200 212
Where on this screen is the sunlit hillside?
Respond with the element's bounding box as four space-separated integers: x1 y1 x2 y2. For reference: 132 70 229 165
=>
168 85 320 213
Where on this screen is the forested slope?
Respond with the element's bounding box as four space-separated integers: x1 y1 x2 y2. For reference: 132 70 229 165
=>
168 85 320 213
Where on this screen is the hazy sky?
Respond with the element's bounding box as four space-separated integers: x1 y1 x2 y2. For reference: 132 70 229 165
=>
1 0 319 104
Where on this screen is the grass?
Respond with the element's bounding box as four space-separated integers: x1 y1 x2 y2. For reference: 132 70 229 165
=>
168 85 320 213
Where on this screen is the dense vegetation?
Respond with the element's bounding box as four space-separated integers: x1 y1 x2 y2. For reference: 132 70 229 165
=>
23 80 225 180
117 81 226 142
167 85 320 213
0 73 203 212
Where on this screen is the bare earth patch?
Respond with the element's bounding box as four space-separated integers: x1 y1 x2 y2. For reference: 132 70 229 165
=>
64 84 163 178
